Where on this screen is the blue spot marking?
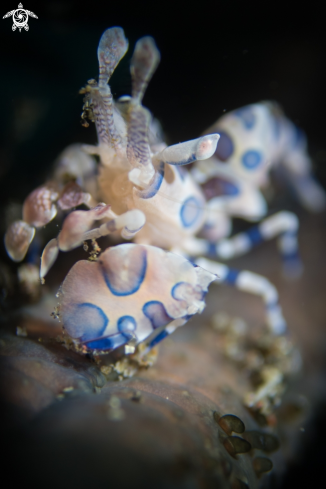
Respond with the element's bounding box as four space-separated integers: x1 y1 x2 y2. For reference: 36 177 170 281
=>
101 247 147 296
235 107 256 129
118 316 137 332
84 332 132 350
137 161 164 199
225 268 239 285
207 242 217 256
148 330 169 348
171 282 186 300
281 232 298 261
180 196 202 228
281 232 299 261
202 177 239 199
266 301 279 311
64 303 108 342
143 301 173 329
242 150 262 169
220 179 239 196
165 153 197 166
247 226 263 245
283 251 300 262
215 131 234 161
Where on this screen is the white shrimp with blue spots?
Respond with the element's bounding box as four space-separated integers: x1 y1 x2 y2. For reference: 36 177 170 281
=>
198 102 326 211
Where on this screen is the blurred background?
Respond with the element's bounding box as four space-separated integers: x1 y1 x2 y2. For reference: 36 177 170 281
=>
0 1 325 202
0 1 325 487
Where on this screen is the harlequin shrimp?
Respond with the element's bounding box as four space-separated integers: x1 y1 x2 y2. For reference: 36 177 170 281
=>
4 27 219 352
195 102 326 212
4 26 305 354
190 103 326 274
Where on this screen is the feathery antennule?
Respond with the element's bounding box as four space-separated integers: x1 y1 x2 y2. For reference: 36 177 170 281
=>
96 27 129 148
126 36 160 187
127 105 155 186
80 80 112 145
130 37 161 103
97 27 129 86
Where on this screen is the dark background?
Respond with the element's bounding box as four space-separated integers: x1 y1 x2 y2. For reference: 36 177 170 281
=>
0 1 325 487
0 1 326 203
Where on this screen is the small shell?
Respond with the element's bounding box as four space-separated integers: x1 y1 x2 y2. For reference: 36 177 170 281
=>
23 185 59 228
4 220 35 262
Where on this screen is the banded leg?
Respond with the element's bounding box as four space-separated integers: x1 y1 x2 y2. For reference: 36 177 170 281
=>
195 257 286 335
130 36 161 104
208 211 302 278
142 318 187 355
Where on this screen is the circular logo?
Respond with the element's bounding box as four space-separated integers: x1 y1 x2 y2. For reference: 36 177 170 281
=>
13 9 28 29
3 4 38 32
